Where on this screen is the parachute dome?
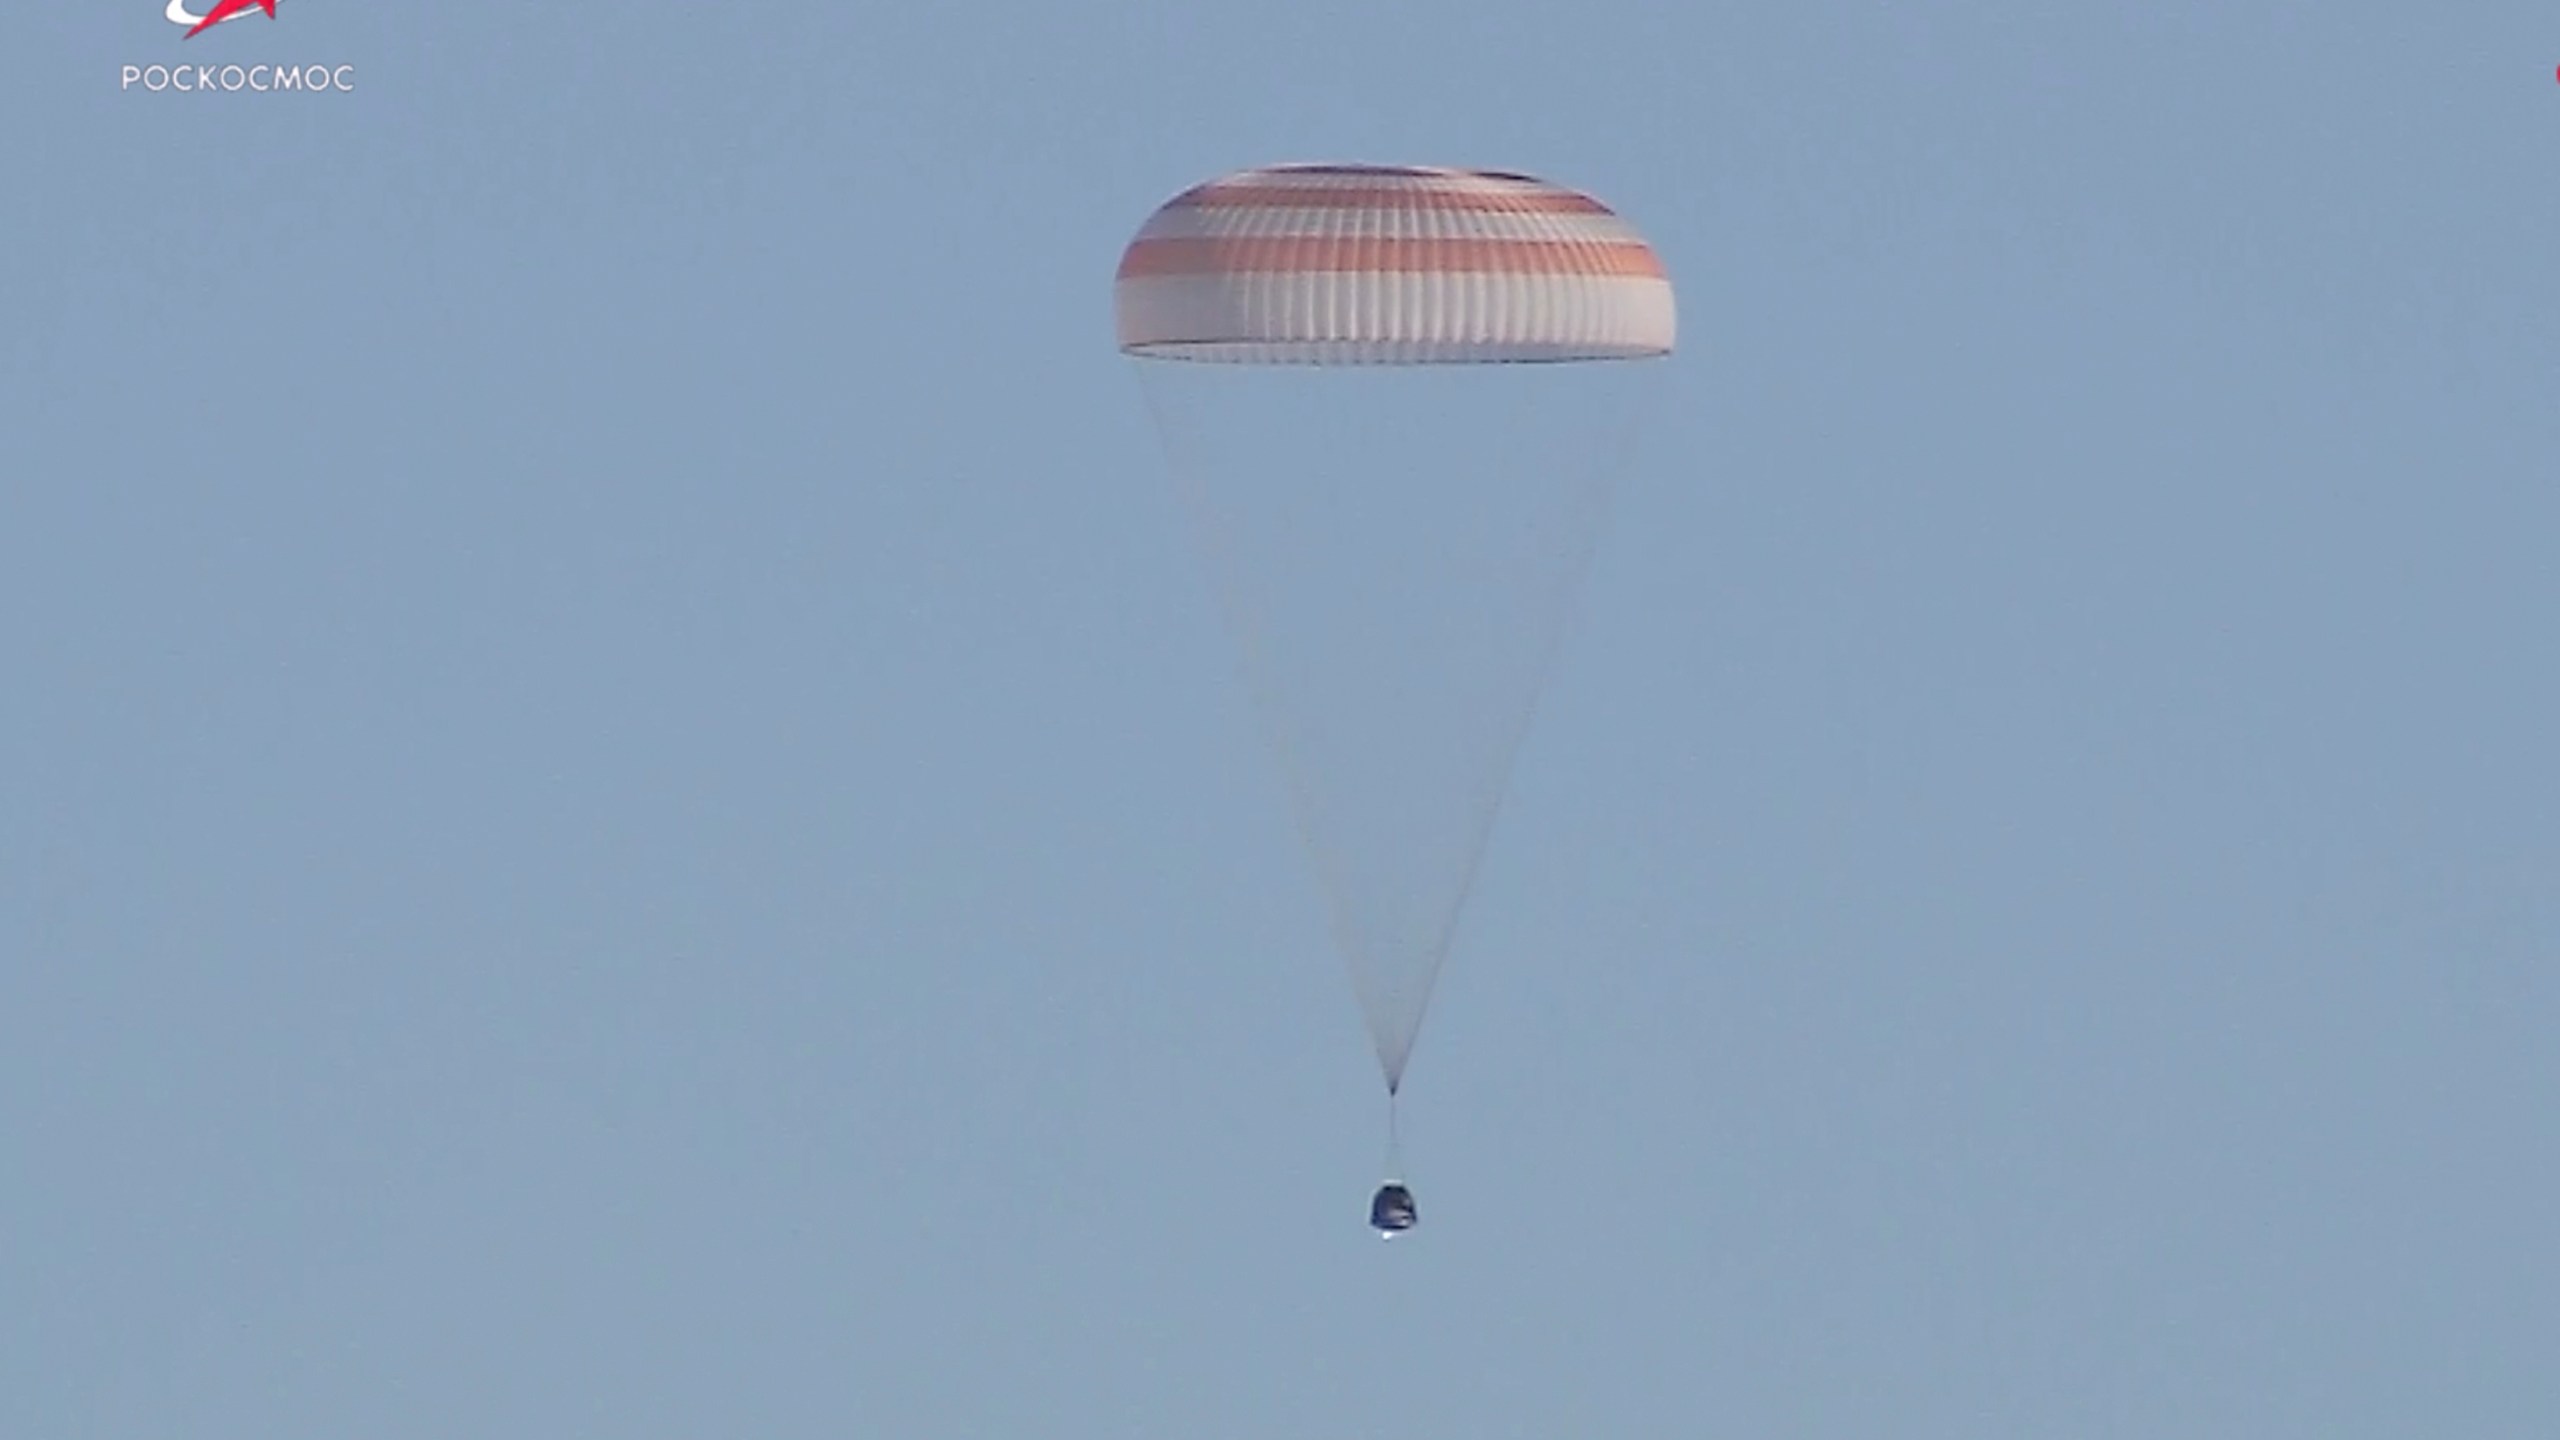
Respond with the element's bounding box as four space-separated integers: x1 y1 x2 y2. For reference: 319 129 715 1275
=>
1115 163 1675 366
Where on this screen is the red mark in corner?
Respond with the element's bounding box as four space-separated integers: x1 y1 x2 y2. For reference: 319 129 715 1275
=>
186 0 276 38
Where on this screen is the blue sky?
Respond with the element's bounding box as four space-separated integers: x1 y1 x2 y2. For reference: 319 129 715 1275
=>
5 2 2557 1435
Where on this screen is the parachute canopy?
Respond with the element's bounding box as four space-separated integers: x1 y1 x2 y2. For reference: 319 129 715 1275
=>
1114 163 1675 365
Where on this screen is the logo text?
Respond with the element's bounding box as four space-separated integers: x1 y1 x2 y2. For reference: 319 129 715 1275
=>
119 62 353 91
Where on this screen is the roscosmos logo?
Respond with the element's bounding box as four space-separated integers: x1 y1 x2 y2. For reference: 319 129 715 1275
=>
168 0 278 39
121 0 353 92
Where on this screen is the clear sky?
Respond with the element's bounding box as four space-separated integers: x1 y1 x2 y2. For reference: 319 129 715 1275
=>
5 2 2557 1435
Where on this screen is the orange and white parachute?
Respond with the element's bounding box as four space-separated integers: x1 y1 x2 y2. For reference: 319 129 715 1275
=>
1115 164 1675 365
1116 163 1674 1108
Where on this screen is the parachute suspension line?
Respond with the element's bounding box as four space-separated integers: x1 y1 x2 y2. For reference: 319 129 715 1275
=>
1384 1091 1404 1179
1136 360 1669 1101
1136 366 1407 1084
1370 359 1668 1097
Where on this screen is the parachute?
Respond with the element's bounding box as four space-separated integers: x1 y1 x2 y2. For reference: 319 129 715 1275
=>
1115 163 1676 1111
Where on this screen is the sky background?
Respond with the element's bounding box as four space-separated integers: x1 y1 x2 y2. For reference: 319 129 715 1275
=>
5 2 2558 1435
